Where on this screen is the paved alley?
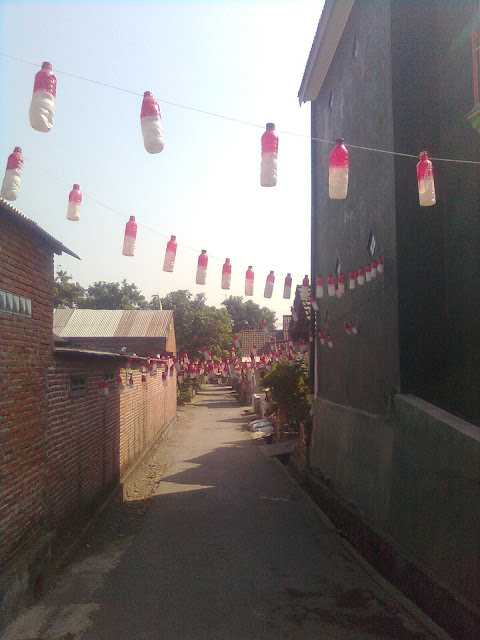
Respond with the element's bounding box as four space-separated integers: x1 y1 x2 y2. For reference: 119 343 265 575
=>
2 386 448 640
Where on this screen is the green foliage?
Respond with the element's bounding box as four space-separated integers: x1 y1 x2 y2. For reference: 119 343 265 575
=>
177 378 202 404
161 290 232 359
54 270 86 308
260 361 310 427
80 279 149 309
221 295 276 333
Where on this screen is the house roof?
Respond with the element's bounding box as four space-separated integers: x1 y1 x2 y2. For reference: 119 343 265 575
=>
0 198 80 260
298 0 355 103
53 309 174 339
240 330 271 355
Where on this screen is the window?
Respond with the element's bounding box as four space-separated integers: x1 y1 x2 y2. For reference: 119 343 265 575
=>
0 289 32 317
70 376 87 398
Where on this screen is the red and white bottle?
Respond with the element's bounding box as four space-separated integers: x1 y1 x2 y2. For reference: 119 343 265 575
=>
365 264 372 282
327 275 335 296
329 138 349 199
349 271 356 290
338 274 345 295
319 329 325 345
245 266 254 296
309 297 319 311
357 267 365 285
417 151 436 206
301 275 310 300
29 61 56 132
163 235 177 272
371 260 378 278
327 336 334 348
116 374 125 390
377 257 384 273
283 273 292 299
140 91 165 154
316 276 324 298
122 216 137 256
345 321 352 335
67 184 82 221
260 122 278 187
291 306 298 322
221 258 231 289
264 271 275 298
196 250 208 285
1 147 23 201
233 333 240 348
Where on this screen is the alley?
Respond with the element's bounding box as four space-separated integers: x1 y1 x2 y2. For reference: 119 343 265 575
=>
3 386 447 640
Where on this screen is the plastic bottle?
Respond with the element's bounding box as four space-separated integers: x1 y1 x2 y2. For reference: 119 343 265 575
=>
140 91 165 154
260 123 278 187
316 276 324 298
67 184 82 221
196 250 208 285
264 271 275 298
327 275 335 296
349 271 356 290
122 216 137 256
221 258 231 289
338 274 345 295
329 138 349 199
301 275 310 300
309 297 319 311
377 257 384 273
29 61 56 132
365 264 372 282
163 235 177 272
283 273 292 299
1 147 23 201
245 266 254 296
371 260 378 278
417 151 436 206
357 267 365 285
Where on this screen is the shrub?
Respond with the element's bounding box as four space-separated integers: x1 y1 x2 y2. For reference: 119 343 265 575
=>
260 361 310 428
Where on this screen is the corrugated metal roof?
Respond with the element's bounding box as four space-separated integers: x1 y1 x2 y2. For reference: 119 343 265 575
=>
53 309 173 338
0 198 80 260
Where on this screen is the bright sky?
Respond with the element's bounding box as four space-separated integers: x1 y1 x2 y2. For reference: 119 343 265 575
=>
0 0 323 325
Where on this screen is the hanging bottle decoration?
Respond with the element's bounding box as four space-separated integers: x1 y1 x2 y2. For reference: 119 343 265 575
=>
140 91 165 154
350 321 358 334
116 374 125 390
29 62 57 132
233 333 240 348
245 266 254 296
327 275 335 296
128 373 134 388
329 138 349 199
221 258 232 289
261 320 269 335
67 184 82 222
377 257 384 273
264 271 275 298
98 380 109 396
300 276 310 300
338 274 345 295
371 260 378 278
196 250 208 284
122 216 137 257
316 276 324 298
365 264 372 282
417 151 436 206
291 306 298 322
1 147 23 201
260 122 278 187
345 321 352 335
163 235 177 272
283 273 292 299
318 329 325 345
327 336 334 348
309 297 319 311
349 271 356 290
357 267 365 285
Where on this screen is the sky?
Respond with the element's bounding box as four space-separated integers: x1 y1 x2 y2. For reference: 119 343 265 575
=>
0 0 323 326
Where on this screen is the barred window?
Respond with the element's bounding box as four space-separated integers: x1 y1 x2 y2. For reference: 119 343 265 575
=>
70 376 87 398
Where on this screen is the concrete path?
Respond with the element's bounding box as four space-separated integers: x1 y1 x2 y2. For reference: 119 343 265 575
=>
2 386 446 640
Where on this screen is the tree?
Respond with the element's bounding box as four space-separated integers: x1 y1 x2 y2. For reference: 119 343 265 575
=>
79 279 149 309
161 290 232 359
260 361 310 428
54 269 86 308
221 295 276 333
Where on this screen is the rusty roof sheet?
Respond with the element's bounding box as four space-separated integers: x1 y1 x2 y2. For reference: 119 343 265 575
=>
53 309 173 338
0 198 80 259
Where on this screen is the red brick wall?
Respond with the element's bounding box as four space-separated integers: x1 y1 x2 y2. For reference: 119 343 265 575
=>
0 215 54 568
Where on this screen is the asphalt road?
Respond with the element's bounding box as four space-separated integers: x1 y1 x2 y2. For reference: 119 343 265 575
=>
2 385 447 640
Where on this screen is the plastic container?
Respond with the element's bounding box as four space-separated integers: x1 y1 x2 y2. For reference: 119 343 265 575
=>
29 62 56 132
377 257 384 273
264 270 275 298
122 216 137 256
357 267 365 285
221 258 231 289
349 271 356 290
327 275 335 296
338 274 345 295
316 276 324 298
329 139 349 199
371 260 378 278
301 275 310 300
245 266 254 296
417 151 436 206
67 184 82 221
141 91 165 153
1 147 23 201
283 273 292 299
310 297 319 311
260 123 278 187
163 235 177 272
196 250 208 284
365 264 372 282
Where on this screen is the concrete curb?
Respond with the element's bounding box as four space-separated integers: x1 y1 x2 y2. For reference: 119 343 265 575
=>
269 455 454 640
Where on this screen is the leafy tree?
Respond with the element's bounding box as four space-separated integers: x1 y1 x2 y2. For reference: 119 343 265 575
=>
54 269 86 308
79 279 149 309
161 290 232 359
260 361 310 428
221 295 276 333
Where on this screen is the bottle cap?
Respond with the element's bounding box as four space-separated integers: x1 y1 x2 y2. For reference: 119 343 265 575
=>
73 183 80 190
201 249 207 253
270 270 274 274
144 91 153 97
41 61 52 70
266 123 275 129
14 147 22 153
225 258 230 262
335 138 345 144
248 266 253 269
129 215 136 221
170 235 176 240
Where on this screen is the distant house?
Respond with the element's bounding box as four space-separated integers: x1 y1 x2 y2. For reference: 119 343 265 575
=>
298 1 480 633
240 330 271 360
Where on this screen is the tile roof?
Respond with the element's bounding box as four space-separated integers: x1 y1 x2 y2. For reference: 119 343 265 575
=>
53 309 173 338
240 330 271 355
0 198 80 259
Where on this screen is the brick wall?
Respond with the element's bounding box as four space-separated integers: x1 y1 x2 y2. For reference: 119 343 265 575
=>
0 215 54 570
